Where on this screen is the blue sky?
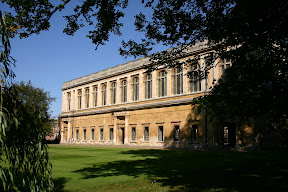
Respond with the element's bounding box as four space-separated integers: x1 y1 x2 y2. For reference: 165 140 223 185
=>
7 1 168 118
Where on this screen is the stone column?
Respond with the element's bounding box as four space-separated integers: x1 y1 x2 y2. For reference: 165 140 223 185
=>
183 65 188 93
127 76 131 102
152 70 157 98
116 79 120 104
113 116 118 144
67 120 71 143
89 85 93 108
124 115 129 144
139 72 144 101
61 121 64 143
106 82 111 105
166 69 172 96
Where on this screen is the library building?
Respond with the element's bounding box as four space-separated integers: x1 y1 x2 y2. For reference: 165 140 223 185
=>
60 42 240 148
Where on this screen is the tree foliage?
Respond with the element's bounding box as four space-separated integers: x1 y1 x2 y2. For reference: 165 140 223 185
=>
0 81 54 191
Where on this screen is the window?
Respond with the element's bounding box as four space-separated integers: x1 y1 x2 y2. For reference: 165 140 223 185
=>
85 88 89 108
77 90 82 109
174 125 180 141
190 63 201 92
101 84 107 106
91 128 95 140
158 70 167 97
100 128 104 141
158 126 164 141
76 129 79 141
111 82 116 104
145 74 152 99
83 129 87 140
121 79 127 103
93 86 98 107
144 127 149 141
67 92 71 111
131 127 136 141
191 125 198 142
173 67 183 95
222 59 231 82
132 77 139 101
110 128 114 141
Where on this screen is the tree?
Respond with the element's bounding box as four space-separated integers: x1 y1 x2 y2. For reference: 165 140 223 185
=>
0 81 55 191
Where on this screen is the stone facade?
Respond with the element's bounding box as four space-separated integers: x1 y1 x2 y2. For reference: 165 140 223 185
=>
60 42 233 148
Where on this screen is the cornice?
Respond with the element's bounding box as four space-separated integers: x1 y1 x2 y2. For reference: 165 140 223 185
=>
60 96 196 118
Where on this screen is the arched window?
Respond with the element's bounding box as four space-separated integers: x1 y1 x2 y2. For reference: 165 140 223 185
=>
120 79 127 102
222 59 231 82
190 63 201 92
145 74 152 99
92 86 98 107
158 70 167 97
173 67 183 95
67 92 71 111
101 84 107 106
132 77 139 101
85 88 89 108
77 90 82 109
110 82 116 104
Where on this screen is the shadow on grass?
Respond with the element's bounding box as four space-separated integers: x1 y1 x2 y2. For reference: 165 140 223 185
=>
53 177 70 192
73 149 288 191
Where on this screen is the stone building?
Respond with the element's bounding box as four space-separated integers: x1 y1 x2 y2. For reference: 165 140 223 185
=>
60 42 235 148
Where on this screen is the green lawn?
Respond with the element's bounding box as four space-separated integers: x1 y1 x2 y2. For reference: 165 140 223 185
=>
49 145 288 192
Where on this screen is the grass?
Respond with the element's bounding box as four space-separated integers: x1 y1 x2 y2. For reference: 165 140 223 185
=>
49 145 288 192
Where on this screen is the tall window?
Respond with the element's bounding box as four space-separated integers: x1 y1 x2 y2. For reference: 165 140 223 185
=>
91 128 95 140
110 82 116 104
173 67 183 95
101 84 107 106
158 126 164 141
190 63 201 92
191 125 198 142
77 90 82 109
100 128 104 141
67 92 71 111
132 127 136 141
76 129 79 141
222 59 231 82
93 86 98 107
83 129 87 140
174 125 180 141
121 79 127 103
110 128 114 141
144 127 149 141
158 70 167 97
85 88 89 108
145 74 152 99
132 77 139 101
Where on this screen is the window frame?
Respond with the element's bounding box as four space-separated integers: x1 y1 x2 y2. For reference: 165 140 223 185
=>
110 81 117 104
93 86 98 107
120 79 127 103
85 88 89 108
100 128 104 141
101 84 107 106
158 126 164 142
131 127 136 141
144 126 149 141
158 70 167 97
145 74 152 99
173 67 183 95
173 125 180 142
132 76 139 101
77 89 82 109
190 62 202 92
